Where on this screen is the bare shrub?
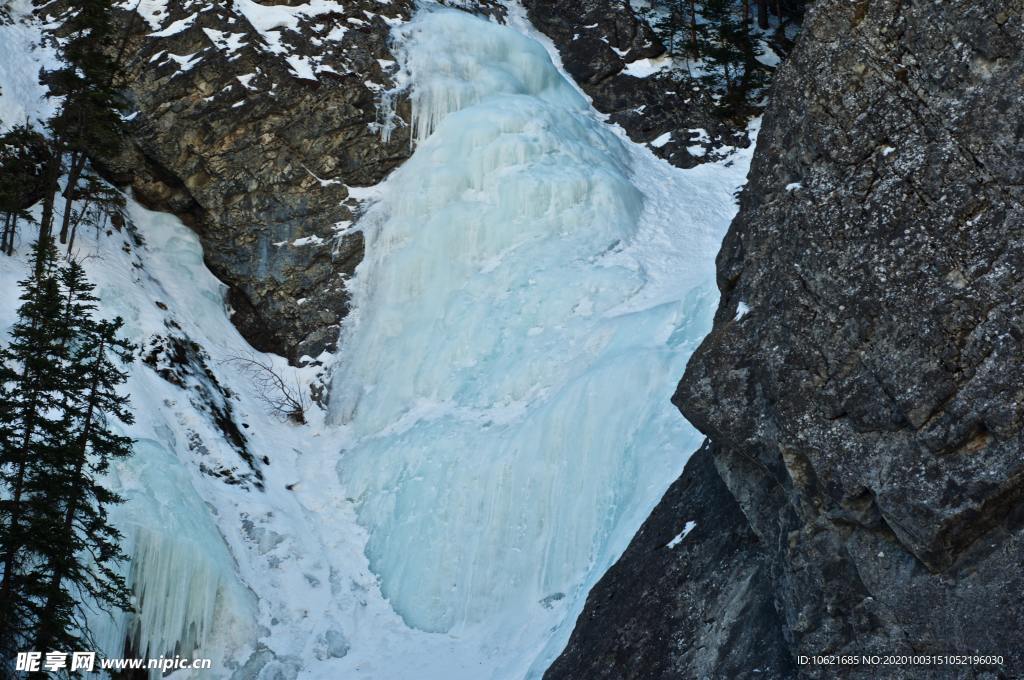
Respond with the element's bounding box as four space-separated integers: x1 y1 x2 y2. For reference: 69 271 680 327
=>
223 352 309 424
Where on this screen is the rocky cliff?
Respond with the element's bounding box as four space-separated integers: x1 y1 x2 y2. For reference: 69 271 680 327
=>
93 0 417 362
521 0 744 167
549 0 1024 678
95 0 754 361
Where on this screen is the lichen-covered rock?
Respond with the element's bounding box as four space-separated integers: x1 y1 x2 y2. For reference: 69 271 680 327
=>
98 0 416 361
553 0 1024 676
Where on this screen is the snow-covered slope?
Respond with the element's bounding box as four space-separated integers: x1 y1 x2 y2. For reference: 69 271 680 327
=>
0 1 57 130
0 2 755 678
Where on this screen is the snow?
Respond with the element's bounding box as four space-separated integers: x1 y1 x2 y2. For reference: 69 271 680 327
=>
119 0 169 31
148 12 197 38
734 301 750 320
0 0 58 131
276 235 326 247
132 0 375 83
325 24 348 41
666 521 697 548
623 55 672 78
0 4 758 679
236 73 257 89
285 55 318 80
164 52 203 73
234 0 346 55
202 28 249 55
688 144 707 158
786 181 803 191
651 131 673 148
689 127 710 145
756 43 781 68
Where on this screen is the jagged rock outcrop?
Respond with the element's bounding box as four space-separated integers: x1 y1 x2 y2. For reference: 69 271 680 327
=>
96 0 416 362
551 0 1024 677
521 0 745 168
520 0 803 168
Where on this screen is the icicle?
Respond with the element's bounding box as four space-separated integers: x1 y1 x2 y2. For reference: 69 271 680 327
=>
378 7 583 146
89 440 255 677
126 528 225 660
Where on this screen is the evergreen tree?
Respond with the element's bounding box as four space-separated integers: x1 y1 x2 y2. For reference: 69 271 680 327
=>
696 0 742 97
0 238 70 658
37 0 126 247
687 0 700 58
756 0 770 29
696 0 766 117
653 0 694 57
0 247 135 664
0 125 47 256
32 261 135 653
643 0 773 117
64 169 126 256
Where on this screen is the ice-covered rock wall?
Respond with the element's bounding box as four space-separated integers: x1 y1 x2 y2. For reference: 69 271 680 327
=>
329 7 748 645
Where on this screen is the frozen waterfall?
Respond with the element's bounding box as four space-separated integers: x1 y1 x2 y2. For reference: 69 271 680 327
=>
328 5 744 653
91 439 256 678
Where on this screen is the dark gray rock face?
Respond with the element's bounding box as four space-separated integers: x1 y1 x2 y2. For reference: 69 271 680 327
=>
546 443 794 679
552 0 1024 677
103 0 415 361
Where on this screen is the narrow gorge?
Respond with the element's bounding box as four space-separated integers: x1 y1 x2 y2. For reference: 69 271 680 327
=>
0 0 1020 678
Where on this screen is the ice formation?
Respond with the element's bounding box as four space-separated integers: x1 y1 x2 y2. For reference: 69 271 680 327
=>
91 440 255 676
329 7 730 639
0 4 254 669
